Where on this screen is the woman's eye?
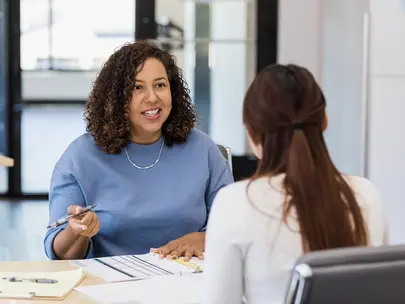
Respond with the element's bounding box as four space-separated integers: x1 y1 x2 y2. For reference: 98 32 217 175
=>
156 83 166 88
134 85 142 90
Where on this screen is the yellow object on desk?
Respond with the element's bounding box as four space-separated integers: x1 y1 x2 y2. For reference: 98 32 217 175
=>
0 268 84 300
171 256 204 273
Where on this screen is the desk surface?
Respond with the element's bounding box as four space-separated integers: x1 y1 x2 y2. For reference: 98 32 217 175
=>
0 260 104 303
0 155 14 167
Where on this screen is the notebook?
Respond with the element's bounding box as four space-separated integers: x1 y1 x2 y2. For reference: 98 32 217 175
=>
0 268 84 300
71 252 204 283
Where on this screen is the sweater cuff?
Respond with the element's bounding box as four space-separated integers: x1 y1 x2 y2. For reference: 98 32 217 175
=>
44 225 94 260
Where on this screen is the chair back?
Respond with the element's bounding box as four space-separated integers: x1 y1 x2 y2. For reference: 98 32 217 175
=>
284 244 405 304
217 144 232 172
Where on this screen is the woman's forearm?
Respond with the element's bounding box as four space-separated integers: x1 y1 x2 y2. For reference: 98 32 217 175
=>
52 225 90 260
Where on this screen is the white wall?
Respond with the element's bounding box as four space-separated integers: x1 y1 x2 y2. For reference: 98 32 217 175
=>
278 0 363 174
367 0 405 244
278 0 405 244
369 0 405 76
278 0 369 175
320 0 369 176
277 0 322 82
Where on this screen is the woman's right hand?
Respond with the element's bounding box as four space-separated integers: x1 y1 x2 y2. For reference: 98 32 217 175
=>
66 205 100 238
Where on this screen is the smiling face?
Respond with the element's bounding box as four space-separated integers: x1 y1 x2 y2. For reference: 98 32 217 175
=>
129 57 172 144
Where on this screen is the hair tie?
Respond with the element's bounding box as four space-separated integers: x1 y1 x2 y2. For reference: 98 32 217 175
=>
292 123 305 130
291 122 318 130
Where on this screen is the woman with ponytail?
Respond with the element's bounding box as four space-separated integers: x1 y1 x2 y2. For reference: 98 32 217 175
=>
202 64 388 304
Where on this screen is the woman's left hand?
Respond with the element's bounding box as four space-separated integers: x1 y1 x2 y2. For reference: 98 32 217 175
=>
153 232 205 261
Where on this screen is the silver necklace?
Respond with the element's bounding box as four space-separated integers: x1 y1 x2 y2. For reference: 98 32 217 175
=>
124 139 164 170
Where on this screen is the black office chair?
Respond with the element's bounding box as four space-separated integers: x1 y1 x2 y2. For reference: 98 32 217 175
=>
284 244 405 304
217 144 232 173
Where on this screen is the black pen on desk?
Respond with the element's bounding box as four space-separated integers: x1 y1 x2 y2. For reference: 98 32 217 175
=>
46 204 97 229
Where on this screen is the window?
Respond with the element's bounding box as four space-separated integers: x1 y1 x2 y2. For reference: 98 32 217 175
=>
20 0 135 71
155 0 256 154
21 104 86 193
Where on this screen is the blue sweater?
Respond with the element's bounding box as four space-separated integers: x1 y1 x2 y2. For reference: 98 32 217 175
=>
44 129 234 259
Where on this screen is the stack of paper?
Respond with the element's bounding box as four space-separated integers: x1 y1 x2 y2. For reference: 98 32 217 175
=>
75 274 203 304
0 268 84 300
71 253 204 283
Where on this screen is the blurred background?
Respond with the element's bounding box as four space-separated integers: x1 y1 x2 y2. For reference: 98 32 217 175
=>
0 0 268 198
1 0 405 260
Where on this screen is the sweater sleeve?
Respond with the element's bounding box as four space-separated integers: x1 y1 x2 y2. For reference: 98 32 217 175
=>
44 166 94 260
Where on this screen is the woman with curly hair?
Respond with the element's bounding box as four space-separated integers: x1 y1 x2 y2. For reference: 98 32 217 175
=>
44 41 234 261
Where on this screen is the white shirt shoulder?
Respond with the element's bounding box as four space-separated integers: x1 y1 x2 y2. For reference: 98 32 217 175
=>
343 175 388 245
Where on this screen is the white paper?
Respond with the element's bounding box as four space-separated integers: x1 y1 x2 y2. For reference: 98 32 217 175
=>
75 274 203 304
70 253 204 283
70 259 133 283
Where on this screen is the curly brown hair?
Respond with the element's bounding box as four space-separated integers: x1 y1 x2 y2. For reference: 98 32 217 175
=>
84 40 198 154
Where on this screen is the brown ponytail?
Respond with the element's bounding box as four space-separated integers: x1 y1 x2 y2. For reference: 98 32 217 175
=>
243 64 368 252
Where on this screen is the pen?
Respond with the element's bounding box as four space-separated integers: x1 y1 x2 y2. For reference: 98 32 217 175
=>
46 204 97 228
2 277 58 284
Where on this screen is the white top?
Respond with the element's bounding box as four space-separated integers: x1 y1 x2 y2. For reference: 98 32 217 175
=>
202 174 388 304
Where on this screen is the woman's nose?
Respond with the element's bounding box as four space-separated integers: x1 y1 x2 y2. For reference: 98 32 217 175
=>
145 87 158 103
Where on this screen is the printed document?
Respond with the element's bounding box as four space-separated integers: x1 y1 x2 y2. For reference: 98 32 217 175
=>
71 253 204 283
